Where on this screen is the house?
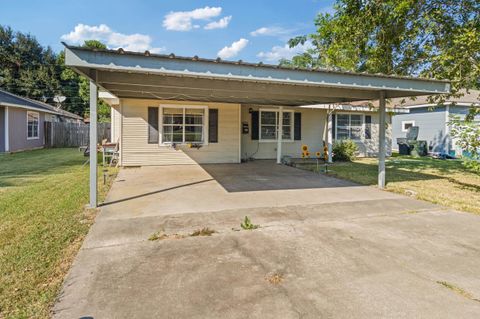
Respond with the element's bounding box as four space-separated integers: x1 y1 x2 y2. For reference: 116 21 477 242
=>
0 89 83 153
62 44 450 207
391 90 480 156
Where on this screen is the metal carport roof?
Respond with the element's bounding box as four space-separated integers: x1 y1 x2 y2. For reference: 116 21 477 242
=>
63 43 450 106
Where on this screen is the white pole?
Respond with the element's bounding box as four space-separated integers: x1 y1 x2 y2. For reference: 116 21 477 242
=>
378 91 386 189
277 106 283 164
4 106 9 152
89 81 98 208
327 110 333 163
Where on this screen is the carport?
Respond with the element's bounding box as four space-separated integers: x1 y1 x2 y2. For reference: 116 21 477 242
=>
63 44 450 208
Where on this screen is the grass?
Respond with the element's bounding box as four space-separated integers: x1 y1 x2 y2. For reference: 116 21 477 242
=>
300 155 480 215
0 148 117 318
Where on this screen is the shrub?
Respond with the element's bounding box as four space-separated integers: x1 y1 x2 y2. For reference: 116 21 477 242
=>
333 140 358 161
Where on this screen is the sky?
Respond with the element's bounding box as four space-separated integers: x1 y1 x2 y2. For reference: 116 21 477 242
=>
1 0 335 63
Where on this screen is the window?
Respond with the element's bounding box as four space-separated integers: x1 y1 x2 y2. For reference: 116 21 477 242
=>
336 114 363 140
162 106 205 143
402 120 415 132
27 111 39 139
259 110 293 141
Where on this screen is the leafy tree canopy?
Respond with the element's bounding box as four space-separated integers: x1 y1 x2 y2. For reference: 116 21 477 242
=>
282 0 480 102
0 26 110 121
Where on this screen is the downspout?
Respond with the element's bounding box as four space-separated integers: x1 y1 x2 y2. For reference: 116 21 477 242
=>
4 106 9 152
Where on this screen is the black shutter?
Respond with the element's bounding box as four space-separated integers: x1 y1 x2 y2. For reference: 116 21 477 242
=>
365 115 372 139
208 109 218 143
332 114 336 140
251 111 259 140
147 107 159 144
294 112 302 140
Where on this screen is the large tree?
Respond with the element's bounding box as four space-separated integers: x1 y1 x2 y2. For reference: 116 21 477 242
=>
283 0 480 100
0 26 110 121
0 25 61 101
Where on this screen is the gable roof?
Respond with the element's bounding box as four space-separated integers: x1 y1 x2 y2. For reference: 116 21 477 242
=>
0 89 83 120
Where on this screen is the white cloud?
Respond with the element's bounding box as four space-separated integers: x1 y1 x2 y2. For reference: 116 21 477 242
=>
61 24 165 53
217 38 249 59
257 42 313 63
204 16 232 30
250 26 291 37
163 6 222 31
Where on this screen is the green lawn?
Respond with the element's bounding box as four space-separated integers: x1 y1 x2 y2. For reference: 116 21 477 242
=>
0 148 117 318
300 156 480 215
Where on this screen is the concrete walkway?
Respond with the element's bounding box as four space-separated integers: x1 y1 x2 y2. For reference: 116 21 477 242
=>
54 161 480 318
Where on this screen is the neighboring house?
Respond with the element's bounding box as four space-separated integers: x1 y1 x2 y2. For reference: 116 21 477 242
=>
0 89 83 153
391 90 480 156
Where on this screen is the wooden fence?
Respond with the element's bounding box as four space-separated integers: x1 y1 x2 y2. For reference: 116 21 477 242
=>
44 122 111 148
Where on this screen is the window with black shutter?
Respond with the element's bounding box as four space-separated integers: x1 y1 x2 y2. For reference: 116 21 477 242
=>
251 111 259 140
294 112 301 140
208 109 218 143
148 107 159 144
365 115 372 140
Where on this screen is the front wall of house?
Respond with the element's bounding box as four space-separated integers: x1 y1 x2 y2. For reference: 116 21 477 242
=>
241 106 391 160
120 99 241 166
241 105 327 159
391 106 447 153
344 112 392 157
8 107 45 152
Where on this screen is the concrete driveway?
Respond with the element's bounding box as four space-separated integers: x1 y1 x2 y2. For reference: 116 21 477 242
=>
54 161 480 318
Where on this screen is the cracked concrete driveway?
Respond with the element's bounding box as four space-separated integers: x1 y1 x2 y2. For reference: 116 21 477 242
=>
54 161 480 318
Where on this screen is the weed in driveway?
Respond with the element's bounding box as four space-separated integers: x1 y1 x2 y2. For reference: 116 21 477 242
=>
148 231 185 241
148 232 168 241
241 216 259 230
437 281 480 302
190 227 216 237
266 272 284 285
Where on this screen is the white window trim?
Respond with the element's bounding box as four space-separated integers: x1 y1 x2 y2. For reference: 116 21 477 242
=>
27 111 40 140
259 108 294 143
335 113 364 141
401 120 415 132
159 104 209 145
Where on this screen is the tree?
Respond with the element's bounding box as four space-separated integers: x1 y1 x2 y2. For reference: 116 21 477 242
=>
449 116 480 172
0 25 61 101
283 0 480 98
284 1 480 167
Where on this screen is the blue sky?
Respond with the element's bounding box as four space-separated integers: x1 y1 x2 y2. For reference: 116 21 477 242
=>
1 0 334 63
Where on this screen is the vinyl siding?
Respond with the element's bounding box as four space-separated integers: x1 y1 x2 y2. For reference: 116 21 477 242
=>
392 106 448 153
120 99 240 166
111 105 121 142
241 106 390 159
241 105 326 159
8 107 45 152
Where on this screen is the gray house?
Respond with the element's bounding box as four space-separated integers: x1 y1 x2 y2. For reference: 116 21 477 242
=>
0 89 83 153
391 90 479 156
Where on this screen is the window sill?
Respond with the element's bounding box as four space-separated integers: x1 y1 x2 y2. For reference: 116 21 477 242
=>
259 139 295 143
27 137 40 140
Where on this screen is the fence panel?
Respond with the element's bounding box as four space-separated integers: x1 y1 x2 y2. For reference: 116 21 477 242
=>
45 122 111 148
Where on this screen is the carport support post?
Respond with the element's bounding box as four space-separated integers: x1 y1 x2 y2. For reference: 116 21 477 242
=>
89 81 98 208
277 106 283 164
327 111 333 163
378 91 386 189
